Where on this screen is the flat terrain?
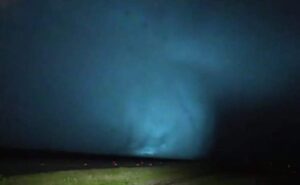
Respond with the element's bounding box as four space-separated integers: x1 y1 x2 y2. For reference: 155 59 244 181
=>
0 156 174 176
0 148 174 176
0 164 299 185
0 149 299 185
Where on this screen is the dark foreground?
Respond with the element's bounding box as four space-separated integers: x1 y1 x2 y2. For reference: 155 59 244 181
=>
0 164 300 185
0 148 178 176
0 148 299 185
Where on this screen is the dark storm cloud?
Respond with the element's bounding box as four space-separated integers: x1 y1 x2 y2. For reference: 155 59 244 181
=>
0 0 299 159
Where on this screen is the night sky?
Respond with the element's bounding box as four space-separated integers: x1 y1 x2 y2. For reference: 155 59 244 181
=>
1 0 299 160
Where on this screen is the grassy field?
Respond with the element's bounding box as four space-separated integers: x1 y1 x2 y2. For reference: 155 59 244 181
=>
0 165 297 185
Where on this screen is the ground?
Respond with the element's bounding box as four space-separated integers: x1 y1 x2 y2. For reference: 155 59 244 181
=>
0 164 298 185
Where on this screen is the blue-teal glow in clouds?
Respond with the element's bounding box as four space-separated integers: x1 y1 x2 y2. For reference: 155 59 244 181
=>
0 1 299 159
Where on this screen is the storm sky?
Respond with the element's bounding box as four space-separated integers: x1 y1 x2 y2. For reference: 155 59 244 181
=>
1 0 300 159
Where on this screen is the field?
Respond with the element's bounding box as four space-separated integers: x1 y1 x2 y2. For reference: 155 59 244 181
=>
0 164 298 185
